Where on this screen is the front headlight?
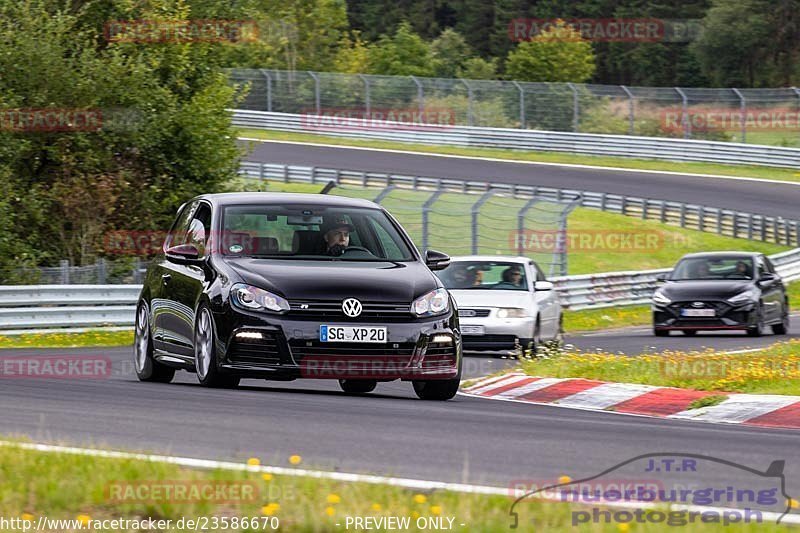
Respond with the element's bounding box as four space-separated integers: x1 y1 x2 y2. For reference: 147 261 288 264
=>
652 291 671 305
231 283 290 313
412 288 450 317
496 308 529 318
727 289 758 305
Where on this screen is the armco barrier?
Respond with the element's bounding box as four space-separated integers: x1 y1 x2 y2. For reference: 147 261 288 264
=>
233 110 800 169
2 251 799 330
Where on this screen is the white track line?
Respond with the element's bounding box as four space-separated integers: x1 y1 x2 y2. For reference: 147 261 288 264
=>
3 440 798 524
239 137 800 187
494 377 567 399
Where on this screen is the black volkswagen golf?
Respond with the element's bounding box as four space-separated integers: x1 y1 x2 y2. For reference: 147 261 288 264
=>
133 193 462 400
652 251 789 337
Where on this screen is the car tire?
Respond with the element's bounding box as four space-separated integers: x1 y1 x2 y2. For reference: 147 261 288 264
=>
682 330 698 336
339 379 377 394
772 312 789 335
654 329 669 337
194 305 240 389
746 307 765 337
133 302 175 383
412 378 460 401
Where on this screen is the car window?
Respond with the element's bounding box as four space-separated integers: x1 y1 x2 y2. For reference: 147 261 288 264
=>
671 256 754 280
436 261 529 291
764 257 777 274
220 205 414 261
186 203 212 257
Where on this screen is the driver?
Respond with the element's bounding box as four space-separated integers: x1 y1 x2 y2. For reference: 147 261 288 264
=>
319 217 354 256
735 260 752 278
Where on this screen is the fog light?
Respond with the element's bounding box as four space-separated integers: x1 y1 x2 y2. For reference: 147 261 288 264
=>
236 331 263 340
431 334 453 344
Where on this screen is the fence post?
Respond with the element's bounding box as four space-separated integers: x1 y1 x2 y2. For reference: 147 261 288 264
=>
620 85 635 135
422 188 444 252
308 71 320 115
373 185 395 204
97 258 107 284
793 87 800 144
471 190 495 254
517 198 539 256
567 82 579 132
460 79 474 126
513 81 525 128
358 74 371 116
732 88 746 142
675 87 690 139
133 258 143 284
60 259 70 285
259 69 273 112
410 76 424 115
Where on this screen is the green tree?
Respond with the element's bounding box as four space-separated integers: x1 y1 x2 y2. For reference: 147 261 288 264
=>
504 22 595 82
457 57 498 79
431 29 472 77
366 22 438 76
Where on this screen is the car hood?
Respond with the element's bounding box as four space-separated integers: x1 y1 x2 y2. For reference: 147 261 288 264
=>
448 289 531 308
223 258 439 302
658 280 753 301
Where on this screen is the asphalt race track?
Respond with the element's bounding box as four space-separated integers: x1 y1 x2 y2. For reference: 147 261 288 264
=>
243 140 800 219
2 326 798 499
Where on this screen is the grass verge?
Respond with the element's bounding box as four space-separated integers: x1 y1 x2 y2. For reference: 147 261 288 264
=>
0 441 788 532
0 330 134 349
521 339 800 395
238 128 800 184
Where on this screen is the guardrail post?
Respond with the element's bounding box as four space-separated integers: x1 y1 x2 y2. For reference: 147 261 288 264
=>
358 74 371 115
698 206 705 231
259 69 273 112
513 81 525 128
567 82 579 132
283 165 288 183
795 222 800 247
471 190 495 254
732 88 746 142
620 85 635 135
759 215 766 241
641 199 648 220
411 76 424 115
679 204 686 227
783 220 790 245
733 212 739 238
308 71 321 115
659 201 666 223
422 188 444 252
675 87 690 139
600 192 607 211
747 214 753 240
60 260 69 284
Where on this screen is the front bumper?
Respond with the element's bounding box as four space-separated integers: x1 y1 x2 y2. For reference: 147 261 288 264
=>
213 304 461 380
652 300 758 331
459 315 535 351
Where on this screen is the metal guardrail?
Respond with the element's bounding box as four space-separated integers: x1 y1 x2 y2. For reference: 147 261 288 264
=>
3 251 800 330
240 163 800 247
233 110 800 169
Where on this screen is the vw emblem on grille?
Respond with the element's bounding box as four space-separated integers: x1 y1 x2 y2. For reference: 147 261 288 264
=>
342 298 362 317
691 302 705 308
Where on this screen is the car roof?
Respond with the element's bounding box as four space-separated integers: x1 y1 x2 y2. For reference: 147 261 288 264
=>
680 251 763 259
450 255 530 263
193 192 382 209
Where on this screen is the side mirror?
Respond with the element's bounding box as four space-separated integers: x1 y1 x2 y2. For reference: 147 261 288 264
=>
534 281 553 291
165 244 202 265
425 249 450 271
760 272 778 284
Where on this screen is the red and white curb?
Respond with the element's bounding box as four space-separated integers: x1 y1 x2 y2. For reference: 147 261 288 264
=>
460 373 800 430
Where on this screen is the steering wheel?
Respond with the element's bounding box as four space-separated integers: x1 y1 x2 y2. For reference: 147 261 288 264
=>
339 246 375 258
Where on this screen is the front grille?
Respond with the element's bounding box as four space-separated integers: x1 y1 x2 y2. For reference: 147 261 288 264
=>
288 300 413 320
288 340 417 358
459 308 491 318
227 331 282 366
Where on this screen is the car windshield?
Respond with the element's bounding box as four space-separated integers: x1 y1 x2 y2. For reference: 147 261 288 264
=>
220 204 415 261
435 261 528 291
670 257 755 280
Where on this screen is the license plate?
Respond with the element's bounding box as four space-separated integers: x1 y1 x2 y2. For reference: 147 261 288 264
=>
320 325 387 343
461 325 485 335
681 309 715 317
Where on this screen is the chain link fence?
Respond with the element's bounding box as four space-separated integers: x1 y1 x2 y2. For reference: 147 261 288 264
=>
230 69 800 147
